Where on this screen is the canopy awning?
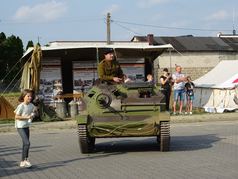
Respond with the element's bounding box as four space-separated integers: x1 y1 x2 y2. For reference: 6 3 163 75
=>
21 43 173 61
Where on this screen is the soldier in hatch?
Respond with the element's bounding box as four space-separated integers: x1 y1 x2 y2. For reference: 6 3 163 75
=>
98 48 124 84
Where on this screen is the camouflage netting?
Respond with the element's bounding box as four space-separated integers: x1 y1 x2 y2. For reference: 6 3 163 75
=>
39 101 63 122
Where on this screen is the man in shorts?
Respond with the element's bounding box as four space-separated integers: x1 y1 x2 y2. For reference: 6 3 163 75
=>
172 65 187 115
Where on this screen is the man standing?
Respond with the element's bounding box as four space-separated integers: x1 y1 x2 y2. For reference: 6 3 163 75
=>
98 48 124 84
172 65 187 115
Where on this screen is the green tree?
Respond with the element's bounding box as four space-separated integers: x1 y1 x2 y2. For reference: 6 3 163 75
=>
36 42 41 47
0 32 7 82
0 32 6 43
26 40 34 50
0 34 24 86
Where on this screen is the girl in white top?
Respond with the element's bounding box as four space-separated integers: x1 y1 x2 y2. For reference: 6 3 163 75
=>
14 89 36 168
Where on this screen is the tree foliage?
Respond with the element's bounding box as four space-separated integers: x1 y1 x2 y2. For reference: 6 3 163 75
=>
0 32 24 86
0 32 6 43
26 40 34 50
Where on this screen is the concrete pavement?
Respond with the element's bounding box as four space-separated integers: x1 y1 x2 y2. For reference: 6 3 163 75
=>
1 120 238 179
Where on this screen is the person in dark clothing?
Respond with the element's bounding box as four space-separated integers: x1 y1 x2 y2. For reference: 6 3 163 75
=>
184 76 195 115
160 68 172 112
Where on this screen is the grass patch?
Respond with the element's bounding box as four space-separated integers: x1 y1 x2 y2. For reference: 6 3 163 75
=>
0 119 14 124
1 92 21 97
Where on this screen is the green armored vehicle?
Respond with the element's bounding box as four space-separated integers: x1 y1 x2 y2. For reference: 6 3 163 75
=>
76 82 170 153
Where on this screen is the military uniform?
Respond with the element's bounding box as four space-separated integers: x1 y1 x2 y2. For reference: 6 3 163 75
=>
98 59 124 83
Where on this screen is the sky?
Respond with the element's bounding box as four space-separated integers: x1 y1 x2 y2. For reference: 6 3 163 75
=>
1 0 238 47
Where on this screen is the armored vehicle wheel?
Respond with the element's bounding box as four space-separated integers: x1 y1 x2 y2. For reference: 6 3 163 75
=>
78 124 95 153
157 121 170 152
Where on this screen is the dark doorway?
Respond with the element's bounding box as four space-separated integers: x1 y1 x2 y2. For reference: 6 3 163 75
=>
144 58 153 80
61 58 73 104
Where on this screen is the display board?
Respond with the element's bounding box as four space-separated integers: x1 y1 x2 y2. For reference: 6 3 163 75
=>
39 58 145 105
73 61 98 93
39 58 62 105
119 58 145 82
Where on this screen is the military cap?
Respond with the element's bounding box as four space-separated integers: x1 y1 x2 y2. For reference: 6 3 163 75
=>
104 48 114 55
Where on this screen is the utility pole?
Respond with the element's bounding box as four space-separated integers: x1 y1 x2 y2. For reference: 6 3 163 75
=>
106 13 111 44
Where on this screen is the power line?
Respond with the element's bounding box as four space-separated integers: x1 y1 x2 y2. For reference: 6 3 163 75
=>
112 19 232 32
112 20 143 36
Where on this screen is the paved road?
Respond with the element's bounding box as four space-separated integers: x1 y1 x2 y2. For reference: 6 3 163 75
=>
0 120 238 179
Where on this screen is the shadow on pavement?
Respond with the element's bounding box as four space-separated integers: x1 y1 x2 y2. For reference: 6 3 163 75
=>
170 134 222 151
0 144 53 178
93 134 222 153
0 145 51 157
0 144 123 178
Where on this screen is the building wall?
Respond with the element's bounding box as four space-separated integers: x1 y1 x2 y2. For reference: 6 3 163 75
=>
154 51 238 83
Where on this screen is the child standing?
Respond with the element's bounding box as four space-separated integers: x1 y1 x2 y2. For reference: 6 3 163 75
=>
14 89 36 168
185 76 195 115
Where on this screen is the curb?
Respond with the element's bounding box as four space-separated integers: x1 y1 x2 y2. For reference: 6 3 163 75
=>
0 120 77 133
0 112 237 133
170 112 238 123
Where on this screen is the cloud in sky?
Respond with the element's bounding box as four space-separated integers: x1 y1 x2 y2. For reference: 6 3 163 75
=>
102 4 120 15
138 0 170 8
13 1 67 22
205 10 229 21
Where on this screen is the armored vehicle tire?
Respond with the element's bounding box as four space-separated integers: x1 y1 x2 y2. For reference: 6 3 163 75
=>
78 124 95 153
157 121 170 152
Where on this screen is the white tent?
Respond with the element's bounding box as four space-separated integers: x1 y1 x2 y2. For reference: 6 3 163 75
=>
193 60 238 113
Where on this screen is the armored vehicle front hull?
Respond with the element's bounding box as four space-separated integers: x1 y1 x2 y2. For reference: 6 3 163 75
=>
76 83 170 153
